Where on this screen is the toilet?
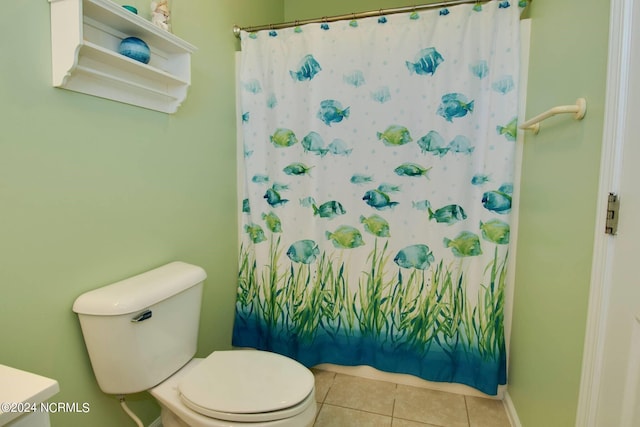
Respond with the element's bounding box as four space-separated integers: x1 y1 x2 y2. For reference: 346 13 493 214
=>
72 261 316 427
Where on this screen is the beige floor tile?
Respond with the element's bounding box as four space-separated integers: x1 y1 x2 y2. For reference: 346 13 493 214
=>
465 396 511 427
392 418 440 427
314 404 392 427
311 368 336 403
394 385 469 427
324 373 397 416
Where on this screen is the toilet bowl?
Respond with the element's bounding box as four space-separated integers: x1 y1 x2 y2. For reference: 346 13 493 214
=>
151 350 317 427
72 262 317 427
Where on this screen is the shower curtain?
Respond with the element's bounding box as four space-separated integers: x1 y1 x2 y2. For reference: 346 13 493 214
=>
233 1 521 395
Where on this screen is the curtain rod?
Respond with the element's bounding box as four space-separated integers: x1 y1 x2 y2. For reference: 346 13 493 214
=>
232 0 525 37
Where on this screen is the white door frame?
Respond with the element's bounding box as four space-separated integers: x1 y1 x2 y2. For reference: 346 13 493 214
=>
575 0 634 425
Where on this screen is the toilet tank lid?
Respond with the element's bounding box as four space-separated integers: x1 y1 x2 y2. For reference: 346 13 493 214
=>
72 262 207 316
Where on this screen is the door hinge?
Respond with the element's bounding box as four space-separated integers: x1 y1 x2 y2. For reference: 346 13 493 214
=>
605 192 620 235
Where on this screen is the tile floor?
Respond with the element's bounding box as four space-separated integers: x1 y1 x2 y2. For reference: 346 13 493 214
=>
311 369 512 427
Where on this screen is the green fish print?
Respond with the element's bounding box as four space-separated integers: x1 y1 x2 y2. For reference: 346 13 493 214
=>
318 100 350 126
417 131 449 157
406 47 444 76
264 187 289 207
394 163 432 179
471 174 491 185
428 204 468 225
482 190 512 214
497 117 518 141
283 162 314 176
290 54 322 82
327 139 353 156
437 93 474 122
394 244 435 270
480 219 510 245
299 196 316 207
242 198 250 213
448 135 475 154
444 231 483 257
325 225 365 249
286 239 320 264
360 214 391 237
377 125 413 146
363 189 399 210
270 128 298 147
262 212 282 233
302 132 329 156
244 223 266 244
351 174 373 185
313 201 346 219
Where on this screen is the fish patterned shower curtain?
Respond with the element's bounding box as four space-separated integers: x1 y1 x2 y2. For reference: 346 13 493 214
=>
233 1 522 395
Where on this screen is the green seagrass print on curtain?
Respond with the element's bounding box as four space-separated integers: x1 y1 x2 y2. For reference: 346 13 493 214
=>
233 1 522 395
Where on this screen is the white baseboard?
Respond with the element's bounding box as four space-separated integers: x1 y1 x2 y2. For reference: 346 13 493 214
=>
148 416 162 427
504 392 522 427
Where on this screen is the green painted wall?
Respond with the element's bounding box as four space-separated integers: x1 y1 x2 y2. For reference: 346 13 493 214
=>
0 1 610 426
0 1 282 426
508 1 610 426
283 1 610 426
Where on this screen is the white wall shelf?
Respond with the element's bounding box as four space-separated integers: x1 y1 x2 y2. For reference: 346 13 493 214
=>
48 0 197 113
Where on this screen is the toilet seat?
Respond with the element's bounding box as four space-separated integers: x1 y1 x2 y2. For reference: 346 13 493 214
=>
177 350 315 423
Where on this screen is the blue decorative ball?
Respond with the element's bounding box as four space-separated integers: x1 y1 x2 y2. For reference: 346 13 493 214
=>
118 37 150 64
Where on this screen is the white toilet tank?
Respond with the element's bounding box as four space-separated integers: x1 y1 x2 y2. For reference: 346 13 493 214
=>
72 262 207 395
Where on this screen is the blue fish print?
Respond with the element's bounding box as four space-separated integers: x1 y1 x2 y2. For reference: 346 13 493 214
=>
287 240 320 264
499 1 511 8
437 93 474 122
349 19 358 28
268 30 277 37
318 100 350 126
351 174 373 185
428 204 467 225
264 188 289 208
492 76 514 94
499 183 514 194
377 183 401 193
470 60 489 79
241 112 250 123
439 8 450 16
344 70 365 87
412 200 431 211
301 132 329 156
406 47 444 76
371 87 391 103
320 23 330 30
299 196 316 208
378 16 388 24
482 190 512 214
251 174 269 184
290 54 322 82
327 139 353 156
271 182 289 192
448 135 475 154
243 79 262 94
394 244 435 270
313 201 346 219
363 189 399 210
283 162 313 176
242 198 250 213
471 174 491 185
394 163 431 179
417 131 449 157
266 93 277 109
